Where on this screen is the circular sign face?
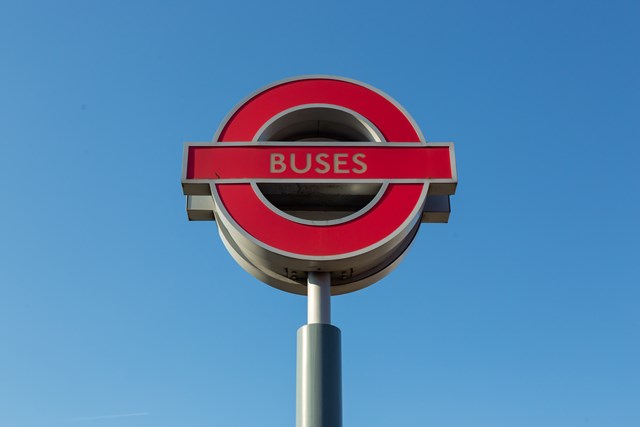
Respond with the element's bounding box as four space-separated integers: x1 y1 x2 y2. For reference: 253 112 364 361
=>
182 76 456 295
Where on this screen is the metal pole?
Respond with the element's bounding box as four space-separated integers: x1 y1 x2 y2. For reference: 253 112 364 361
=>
307 271 331 325
296 272 342 427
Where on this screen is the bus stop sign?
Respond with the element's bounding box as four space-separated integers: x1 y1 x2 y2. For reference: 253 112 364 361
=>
182 76 457 295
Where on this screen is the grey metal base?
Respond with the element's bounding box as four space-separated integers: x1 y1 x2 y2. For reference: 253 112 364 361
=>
296 324 342 427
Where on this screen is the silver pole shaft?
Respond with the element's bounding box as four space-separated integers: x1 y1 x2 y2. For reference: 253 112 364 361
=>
307 271 331 324
296 272 342 427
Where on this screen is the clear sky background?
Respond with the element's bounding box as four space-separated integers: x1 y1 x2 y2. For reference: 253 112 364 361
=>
1 1 638 426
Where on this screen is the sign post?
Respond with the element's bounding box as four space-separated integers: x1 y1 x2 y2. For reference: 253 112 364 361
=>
297 271 341 427
182 76 457 426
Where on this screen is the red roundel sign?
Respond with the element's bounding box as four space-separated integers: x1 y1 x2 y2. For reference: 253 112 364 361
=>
182 76 457 295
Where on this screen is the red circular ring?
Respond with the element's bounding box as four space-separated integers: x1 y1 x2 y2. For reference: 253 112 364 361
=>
214 77 425 258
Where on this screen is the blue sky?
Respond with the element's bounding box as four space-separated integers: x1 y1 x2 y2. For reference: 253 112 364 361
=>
1 1 638 426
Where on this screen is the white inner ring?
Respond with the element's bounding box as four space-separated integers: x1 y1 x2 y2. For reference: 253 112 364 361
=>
252 104 388 226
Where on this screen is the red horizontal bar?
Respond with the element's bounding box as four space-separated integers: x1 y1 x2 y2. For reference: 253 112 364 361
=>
186 144 453 181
